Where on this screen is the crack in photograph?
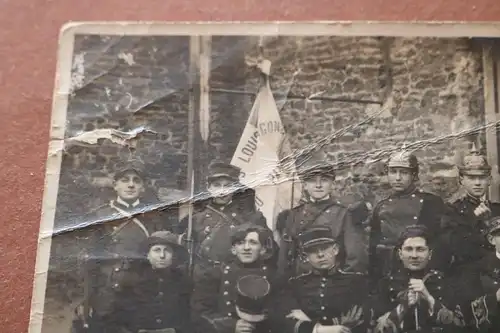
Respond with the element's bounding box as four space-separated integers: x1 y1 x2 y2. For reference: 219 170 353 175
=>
29 22 500 333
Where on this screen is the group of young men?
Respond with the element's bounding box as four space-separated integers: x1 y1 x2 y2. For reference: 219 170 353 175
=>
71 145 500 333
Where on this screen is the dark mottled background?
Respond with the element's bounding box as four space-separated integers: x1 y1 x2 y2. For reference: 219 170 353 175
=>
2 2 500 332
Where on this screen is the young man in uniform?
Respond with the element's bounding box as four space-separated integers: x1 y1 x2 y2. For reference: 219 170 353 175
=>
190 223 277 333
275 226 371 333
369 150 453 283
276 153 367 276
373 225 481 333
71 159 174 333
448 144 500 274
175 160 269 268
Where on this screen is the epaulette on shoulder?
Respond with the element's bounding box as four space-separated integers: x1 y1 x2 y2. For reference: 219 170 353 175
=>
88 202 112 215
426 269 444 280
372 196 391 212
418 190 444 201
447 191 468 205
289 270 312 281
338 269 365 276
294 201 307 210
332 199 347 208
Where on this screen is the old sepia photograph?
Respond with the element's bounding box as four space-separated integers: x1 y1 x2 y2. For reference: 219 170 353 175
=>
29 22 500 333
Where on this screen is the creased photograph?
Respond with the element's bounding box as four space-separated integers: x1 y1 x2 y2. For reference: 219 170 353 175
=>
29 22 500 333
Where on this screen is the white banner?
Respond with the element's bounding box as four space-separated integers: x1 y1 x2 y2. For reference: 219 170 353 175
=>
231 60 302 231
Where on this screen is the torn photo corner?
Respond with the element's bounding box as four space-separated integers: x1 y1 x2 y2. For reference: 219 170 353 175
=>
29 21 500 333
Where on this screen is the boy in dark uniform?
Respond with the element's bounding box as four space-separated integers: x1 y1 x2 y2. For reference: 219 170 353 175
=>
110 231 192 333
72 159 175 333
175 160 269 267
373 225 480 333
190 223 277 333
275 226 371 333
276 152 367 276
369 149 453 282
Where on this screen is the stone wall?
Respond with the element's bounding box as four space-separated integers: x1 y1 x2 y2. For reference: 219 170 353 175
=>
235 36 485 203
55 35 192 231
55 35 486 230
45 33 487 307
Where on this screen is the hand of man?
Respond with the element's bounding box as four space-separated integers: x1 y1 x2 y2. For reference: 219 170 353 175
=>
235 319 255 333
474 202 491 217
496 288 500 302
286 309 312 321
409 279 434 307
408 290 418 306
317 325 352 333
340 305 363 327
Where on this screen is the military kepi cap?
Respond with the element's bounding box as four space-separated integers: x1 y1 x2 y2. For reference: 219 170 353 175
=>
114 158 147 180
235 274 271 323
207 160 241 182
297 226 336 250
296 150 336 179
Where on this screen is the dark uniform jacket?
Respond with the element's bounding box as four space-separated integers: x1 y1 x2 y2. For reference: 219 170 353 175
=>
373 268 476 333
448 194 500 268
176 198 268 266
77 199 173 318
275 266 371 333
111 263 192 333
190 258 276 333
461 252 500 333
369 187 453 280
276 197 368 274
445 195 500 305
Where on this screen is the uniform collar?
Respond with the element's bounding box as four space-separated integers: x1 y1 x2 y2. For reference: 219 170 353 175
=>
210 199 233 210
115 196 141 208
312 264 338 276
465 193 486 206
394 267 430 279
309 195 331 203
391 184 418 198
227 258 268 270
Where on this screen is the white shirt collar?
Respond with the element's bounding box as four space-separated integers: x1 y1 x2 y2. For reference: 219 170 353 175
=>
116 196 140 208
310 195 330 203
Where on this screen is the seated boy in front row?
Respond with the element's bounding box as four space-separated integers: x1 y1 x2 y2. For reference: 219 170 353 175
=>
276 226 371 333
190 223 277 333
110 231 192 333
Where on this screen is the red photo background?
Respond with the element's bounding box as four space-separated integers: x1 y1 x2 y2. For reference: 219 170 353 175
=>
1 0 499 331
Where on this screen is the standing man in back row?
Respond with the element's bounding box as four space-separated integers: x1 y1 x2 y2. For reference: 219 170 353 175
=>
368 149 453 285
276 151 368 276
446 144 500 305
448 144 500 270
72 158 174 333
175 160 272 269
